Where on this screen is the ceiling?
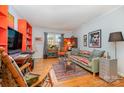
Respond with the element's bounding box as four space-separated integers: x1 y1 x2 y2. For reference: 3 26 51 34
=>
13 5 120 30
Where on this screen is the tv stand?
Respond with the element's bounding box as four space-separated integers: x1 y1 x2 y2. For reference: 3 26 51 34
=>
8 49 21 55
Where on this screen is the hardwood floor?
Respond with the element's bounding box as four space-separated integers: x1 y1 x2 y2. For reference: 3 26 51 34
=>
34 58 124 87
1 58 123 87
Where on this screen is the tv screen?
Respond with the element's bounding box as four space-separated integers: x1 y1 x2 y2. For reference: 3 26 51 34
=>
8 27 22 54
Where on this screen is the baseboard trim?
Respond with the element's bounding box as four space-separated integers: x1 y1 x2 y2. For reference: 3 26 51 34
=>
118 72 124 77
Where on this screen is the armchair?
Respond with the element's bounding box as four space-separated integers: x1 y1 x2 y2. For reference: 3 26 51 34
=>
58 46 68 57
0 47 53 87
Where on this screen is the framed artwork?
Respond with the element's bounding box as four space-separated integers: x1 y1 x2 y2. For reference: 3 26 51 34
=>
35 37 42 41
88 29 101 48
8 12 14 28
83 35 87 46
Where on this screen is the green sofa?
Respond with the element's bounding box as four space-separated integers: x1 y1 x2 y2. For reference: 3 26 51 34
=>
69 48 105 76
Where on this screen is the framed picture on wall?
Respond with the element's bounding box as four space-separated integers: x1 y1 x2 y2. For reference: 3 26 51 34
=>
88 29 101 48
83 35 87 46
35 37 42 41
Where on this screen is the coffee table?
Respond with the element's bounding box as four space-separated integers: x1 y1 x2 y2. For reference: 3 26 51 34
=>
63 59 76 73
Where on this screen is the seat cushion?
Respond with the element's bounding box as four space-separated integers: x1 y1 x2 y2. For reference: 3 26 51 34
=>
58 52 66 55
25 73 39 86
70 55 89 66
79 58 90 64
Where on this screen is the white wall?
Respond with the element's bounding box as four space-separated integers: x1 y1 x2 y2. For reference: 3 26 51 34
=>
76 6 124 75
32 27 74 58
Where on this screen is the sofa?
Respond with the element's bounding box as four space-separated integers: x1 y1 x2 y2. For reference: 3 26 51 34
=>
69 48 105 76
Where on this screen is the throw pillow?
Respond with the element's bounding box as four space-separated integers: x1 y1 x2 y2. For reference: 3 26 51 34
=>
79 50 91 59
80 50 91 55
71 48 80 56
78 53 84 57
90 50 105 58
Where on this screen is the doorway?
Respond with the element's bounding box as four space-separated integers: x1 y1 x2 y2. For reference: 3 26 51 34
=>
47 33 62 58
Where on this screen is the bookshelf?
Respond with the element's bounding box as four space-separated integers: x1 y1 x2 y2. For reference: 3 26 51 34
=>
18 19 32 52
0 5 8 52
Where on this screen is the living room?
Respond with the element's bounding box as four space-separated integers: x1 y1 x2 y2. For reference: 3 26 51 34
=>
1 1 124 90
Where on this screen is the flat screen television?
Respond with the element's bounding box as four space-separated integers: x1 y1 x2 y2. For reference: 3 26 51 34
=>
8 27 22 54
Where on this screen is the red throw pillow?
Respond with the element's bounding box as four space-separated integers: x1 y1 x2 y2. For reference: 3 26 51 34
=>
80 50 91 55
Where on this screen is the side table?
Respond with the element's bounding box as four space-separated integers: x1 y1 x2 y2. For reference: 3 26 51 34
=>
99 58 118 82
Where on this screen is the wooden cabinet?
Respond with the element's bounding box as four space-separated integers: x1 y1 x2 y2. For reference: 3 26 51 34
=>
99 58 118 82
0 5 8 52
18 19 32 52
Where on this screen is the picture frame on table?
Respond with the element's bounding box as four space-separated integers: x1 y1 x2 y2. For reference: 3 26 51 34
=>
88 29 101 48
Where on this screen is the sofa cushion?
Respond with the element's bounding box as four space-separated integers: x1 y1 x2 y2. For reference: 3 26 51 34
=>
70 55 89 66
80 50 91 55
78 52 84 57
90 50 105 58
25 73 39 86
79 58 89 64
70 55 80 60
71 48 80 56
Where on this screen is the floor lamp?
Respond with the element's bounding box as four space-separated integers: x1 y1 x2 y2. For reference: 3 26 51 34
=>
108 32 124 59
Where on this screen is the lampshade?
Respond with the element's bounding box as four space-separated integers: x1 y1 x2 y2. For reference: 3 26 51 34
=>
108 32 124 42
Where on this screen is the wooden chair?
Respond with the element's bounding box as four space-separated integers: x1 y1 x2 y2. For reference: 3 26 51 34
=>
0 47 53 87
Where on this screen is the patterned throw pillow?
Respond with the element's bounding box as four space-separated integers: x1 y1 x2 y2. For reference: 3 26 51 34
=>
80 50 91 55
79 50 91 59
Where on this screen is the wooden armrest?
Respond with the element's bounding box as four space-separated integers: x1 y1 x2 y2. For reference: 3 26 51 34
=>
29 72 40 76
30 65 52 87
20 63 30 71
0 47 5 53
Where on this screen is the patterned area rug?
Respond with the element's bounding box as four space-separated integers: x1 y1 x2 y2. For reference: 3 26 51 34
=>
52 62 89 81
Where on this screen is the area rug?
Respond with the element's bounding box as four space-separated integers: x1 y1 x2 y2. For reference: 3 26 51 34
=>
52 62 90 81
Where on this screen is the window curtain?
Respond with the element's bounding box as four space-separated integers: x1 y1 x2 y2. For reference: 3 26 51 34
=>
43 32 48 59
60 34 64 49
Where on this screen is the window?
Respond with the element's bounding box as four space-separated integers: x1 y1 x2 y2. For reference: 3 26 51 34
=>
47 33 61 48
